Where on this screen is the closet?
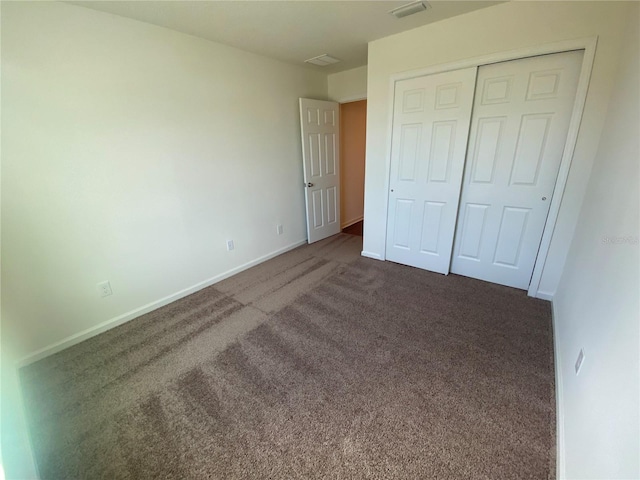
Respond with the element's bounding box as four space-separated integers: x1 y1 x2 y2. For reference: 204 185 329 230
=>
385 50 583 290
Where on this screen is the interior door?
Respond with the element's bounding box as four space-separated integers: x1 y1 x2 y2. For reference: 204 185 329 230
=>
385 67 477 273
299 98 341 243
450 51 583 289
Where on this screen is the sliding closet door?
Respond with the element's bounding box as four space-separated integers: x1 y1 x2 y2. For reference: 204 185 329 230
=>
450 51 583 289
385 68 477 273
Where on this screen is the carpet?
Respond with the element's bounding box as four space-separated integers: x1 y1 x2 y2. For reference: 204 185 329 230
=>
21 233 555 479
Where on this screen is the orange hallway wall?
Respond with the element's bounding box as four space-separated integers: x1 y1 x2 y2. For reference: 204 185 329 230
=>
340 100 366 228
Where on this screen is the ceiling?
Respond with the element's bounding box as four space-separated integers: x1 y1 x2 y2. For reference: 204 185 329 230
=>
69 1 501 73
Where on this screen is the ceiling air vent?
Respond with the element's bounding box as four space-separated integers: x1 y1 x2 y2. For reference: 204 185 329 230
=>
389 1 431 19
305 54 341 67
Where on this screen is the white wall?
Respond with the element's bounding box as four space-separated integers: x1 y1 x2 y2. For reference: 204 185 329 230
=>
328 65 367 103
362 1 632 298
1 2 326 477
553 5 639 478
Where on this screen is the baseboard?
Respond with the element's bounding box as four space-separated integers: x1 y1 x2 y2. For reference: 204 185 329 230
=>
551 300 566 480
16 239 308 367
13 365 42 479
361 250 383 261
536 290 555 301
341 216 363 229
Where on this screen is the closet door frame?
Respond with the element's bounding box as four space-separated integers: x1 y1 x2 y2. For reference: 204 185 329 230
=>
380 36 598 298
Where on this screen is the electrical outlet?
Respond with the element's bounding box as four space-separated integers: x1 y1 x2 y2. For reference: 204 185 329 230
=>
575 348 585 375
97 281 113 297
226 239 234 251
277 224 284 235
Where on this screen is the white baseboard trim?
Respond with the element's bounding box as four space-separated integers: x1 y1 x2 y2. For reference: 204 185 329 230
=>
16 239 308 367
341 216 363 229
551 301 566 480
536 290 555 301
14 365 42 479
361 250 383 261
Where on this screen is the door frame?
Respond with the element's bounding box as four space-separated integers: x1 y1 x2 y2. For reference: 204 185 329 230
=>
379 36 598 298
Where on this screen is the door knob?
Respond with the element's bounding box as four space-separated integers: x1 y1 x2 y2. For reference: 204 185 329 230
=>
542 196 547 201
306 182 314 187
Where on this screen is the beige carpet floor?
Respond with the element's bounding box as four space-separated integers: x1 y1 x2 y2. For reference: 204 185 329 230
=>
21 233 555 479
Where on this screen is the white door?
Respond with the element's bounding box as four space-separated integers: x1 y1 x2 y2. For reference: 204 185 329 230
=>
385 68 477 273
299 98 341 243
451 51 583 289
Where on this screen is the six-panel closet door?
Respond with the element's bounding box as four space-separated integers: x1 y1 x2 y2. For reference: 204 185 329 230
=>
385 67 477 274
385 50 583 290
450 51 583 289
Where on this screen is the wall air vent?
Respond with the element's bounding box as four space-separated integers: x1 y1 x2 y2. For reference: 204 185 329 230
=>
389 1 431 19
304 54 341 66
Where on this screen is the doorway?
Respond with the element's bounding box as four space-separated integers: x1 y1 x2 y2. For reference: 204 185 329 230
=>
340 99 366 236
299 97 366 243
